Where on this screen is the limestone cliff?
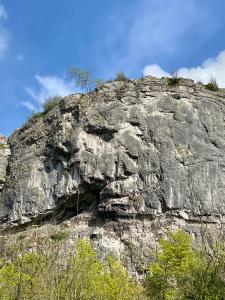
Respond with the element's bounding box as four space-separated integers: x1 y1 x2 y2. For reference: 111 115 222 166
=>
0 135 10 192
1 76 225 273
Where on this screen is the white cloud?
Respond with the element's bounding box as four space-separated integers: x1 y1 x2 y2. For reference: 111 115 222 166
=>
143 50 225 88
21 101 36 112
143 64 170 78
102 0 222 80
105 0 216 74
0 4 7 20
24 74 76 111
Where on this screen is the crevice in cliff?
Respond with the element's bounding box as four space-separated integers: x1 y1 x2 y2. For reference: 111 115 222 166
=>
53 180 106 223
200 121 220 149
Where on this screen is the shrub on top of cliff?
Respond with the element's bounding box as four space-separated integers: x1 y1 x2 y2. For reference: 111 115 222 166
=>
26 95 61 124
67 67 104 92
67 67 92 92
26 111 44 123
205 77 219 91
115 71 128 82
42 95 61 113
167 72 180 86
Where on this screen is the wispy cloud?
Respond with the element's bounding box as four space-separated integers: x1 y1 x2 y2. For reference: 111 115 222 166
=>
0 4 7 20
23 74 76 111
143 50 225 87
126 0 195 55
21 101 36 112
0 3 9 57
105 0 218 74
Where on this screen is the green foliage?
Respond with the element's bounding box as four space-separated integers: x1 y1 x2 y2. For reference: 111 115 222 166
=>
146 230 225 300
26 95 61 123
146 230 197 299
205 78 219 91
0 238 145 300
42 95 61 113
26 111 44 123
2 230 225 299
50 230 68 242
167 75 179 86
0 143 8 150
102 256 144 300
115 71 128 82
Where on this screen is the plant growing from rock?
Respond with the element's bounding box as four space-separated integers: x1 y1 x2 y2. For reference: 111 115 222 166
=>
26 95 62 123
67 67 104 92
50 230 69 242
167 71 180 86
0 144 8 150
42 95 61 113
115 71 128 82
205 77 219 91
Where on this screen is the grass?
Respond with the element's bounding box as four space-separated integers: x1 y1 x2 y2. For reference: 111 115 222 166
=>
115 71 128 82
50 230 69 242
26 111 45 123
42 96 61 112
167 76 180 86
0 144 8 150
27 96 61 123
205 78 219 91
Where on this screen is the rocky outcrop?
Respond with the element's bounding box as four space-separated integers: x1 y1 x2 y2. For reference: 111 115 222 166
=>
0 135 10 191
1 77 225 229
2 76 225 275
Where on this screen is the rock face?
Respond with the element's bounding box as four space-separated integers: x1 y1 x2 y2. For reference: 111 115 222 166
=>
2 76 225 275
0 135 10 192
1 76 225 228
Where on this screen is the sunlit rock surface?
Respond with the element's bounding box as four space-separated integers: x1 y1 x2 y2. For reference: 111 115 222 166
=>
0 135 10 192
1 76 225 274
2 76 225 225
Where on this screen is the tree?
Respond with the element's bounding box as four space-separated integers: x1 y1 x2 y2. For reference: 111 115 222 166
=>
0 237 145 300
67 67 103 92
146 230 225 300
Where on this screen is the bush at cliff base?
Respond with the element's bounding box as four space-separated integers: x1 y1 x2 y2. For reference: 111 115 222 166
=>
146 230 225 299
1 230 225 299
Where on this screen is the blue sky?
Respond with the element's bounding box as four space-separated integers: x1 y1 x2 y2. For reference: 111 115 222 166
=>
0 0 225 136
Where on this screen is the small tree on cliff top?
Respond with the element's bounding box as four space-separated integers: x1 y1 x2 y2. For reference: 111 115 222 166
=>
67 67 104 92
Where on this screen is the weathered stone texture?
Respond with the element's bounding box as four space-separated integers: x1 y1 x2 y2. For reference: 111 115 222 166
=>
0 135 10 191
1 76 225 229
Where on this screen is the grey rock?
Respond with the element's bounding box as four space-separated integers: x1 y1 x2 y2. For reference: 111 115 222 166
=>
0 135 10 191
1 76 225 230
